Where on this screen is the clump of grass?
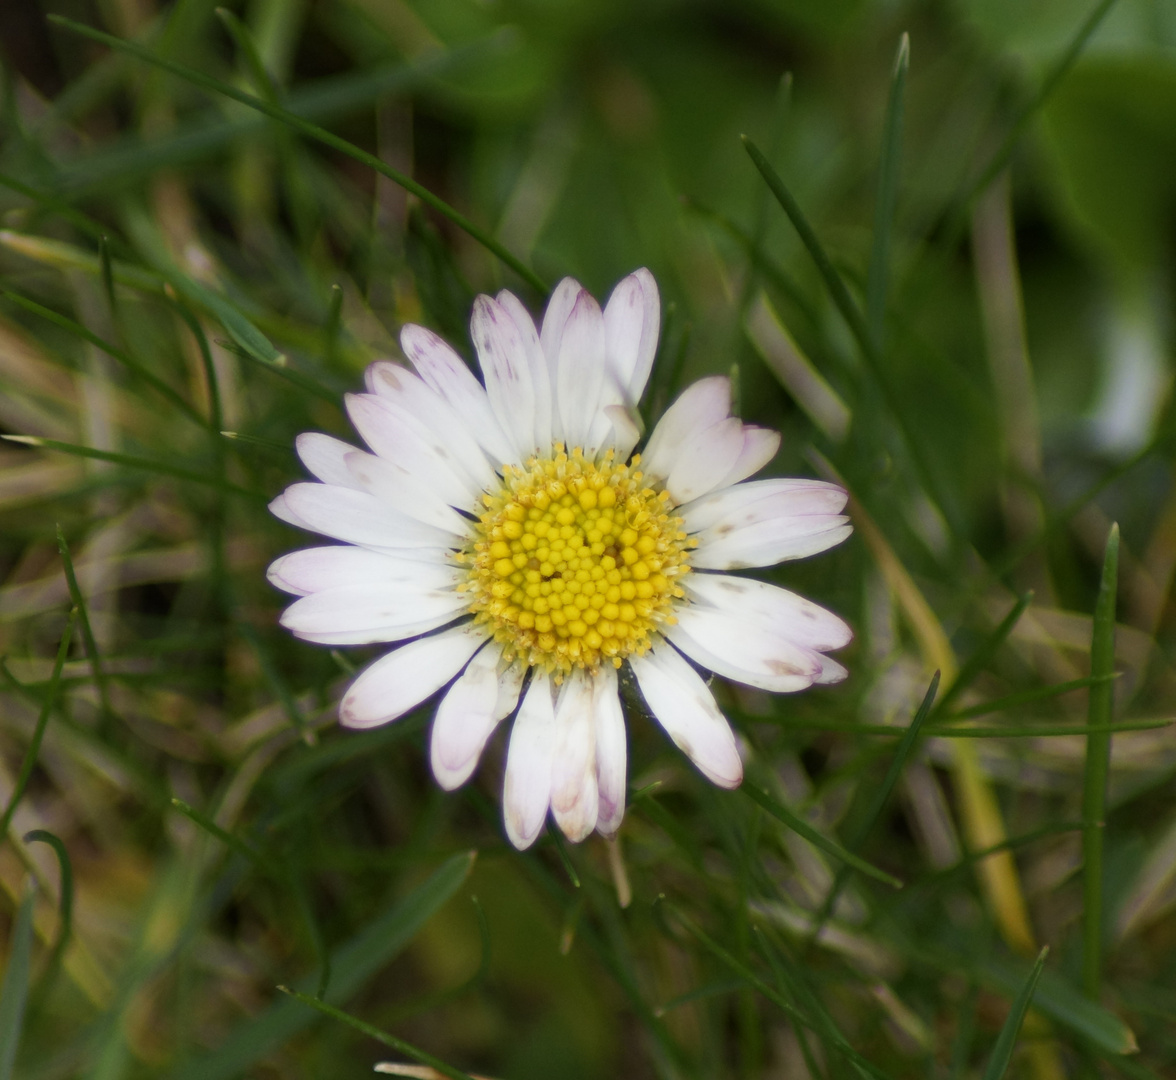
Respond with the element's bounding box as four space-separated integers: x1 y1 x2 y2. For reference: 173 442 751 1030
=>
2 1 1174 1078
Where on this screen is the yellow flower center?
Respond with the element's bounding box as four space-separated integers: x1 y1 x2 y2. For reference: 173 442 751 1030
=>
458 446 693 676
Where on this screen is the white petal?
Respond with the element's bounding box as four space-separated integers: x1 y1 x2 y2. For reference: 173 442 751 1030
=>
539 277 583 369
665 607 821 693
269 492 306 529
603 267 660 408
665 417 746 504
344 450 469 535
684 574 852 652
430 645 505 790
345 393 482 509
472 294 537 464
267 546 459 596
503 671 556 849
364 361 498 493
295 432 365 489
279 584 467 644
692 518 853 570
592 665 627 837
629 642 743 788
281 483 456 552
497 290 553 452
713 426 780 490
401 324 516 466
601 403 643 462
550 670 599 843
339 623 488 729
494 661 526 721
556 289 607 453
680 478 848 533
641 377 731 482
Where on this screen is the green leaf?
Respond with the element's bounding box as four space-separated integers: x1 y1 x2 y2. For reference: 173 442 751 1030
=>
1083 522 1119 999
0 881 36 1080
982 947 1048 1080
740 783 903 889
170 851 476 1080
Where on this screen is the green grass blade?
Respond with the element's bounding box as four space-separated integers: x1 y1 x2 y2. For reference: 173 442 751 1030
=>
740 783 903 889
169 798 269 870
865 33 909 349
743 136 873 361
0 881 37 1080
0 287 207 427
807 673 937 942
956 0 1119 224
49 16 547 297
1083 522 1119 999
22 830 74 997
215 7 283 103
980 959 1137 1055
945 673 1112 720
1 612 74 841
923 720 1168 738
278 988 478 1080
171 851 476 1080
546 826 582 888
936 592 1033 716
163 272 283 365
2 436 265 500
982 946 1049 1080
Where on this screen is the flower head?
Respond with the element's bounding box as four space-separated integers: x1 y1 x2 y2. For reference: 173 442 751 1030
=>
268 270 852 848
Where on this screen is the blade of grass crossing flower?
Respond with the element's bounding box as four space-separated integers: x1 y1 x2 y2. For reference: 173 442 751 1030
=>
22 831 74 999
0 288 206 427
1 612 74 840
983 947 1049 1080
278 989 478 1080
0 880 36 1080
935 592 1033 716
547 825 582 888
740 783 902 888
48 17 548 298
1083 523 1119 999
865 34 909 350
171 852 475 1080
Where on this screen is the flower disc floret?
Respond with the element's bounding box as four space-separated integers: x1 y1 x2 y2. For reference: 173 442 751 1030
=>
459 445 694 675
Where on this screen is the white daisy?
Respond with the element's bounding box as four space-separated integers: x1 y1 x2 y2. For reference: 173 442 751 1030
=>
268 270 852 849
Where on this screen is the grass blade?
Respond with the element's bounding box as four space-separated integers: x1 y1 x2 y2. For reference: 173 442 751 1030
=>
742 136 873 363
2 436 265 499
866 33 909 349
936 592 1033 716
0 287 207 427
808 673 938 942
740 783 903 889
982 946 1049 1080
22 830 74 997
171 851 476 1080
215 7 283 103
0 881 37 1080
1 611 74 840
1083 522 1119 999
278 988 478 1080
48 16 548 297
170 798 269 870
945 673 1112 720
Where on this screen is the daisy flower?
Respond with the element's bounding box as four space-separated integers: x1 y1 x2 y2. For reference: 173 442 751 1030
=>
268 270 852 849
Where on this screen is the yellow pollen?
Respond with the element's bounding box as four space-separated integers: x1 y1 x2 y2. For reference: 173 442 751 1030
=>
459 446 694 677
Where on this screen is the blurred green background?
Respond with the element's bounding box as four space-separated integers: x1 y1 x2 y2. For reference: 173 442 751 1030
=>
2 0 1176 1077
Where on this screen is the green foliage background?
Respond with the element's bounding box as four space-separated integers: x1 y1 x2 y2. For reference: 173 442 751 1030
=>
2 0 1176 1076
